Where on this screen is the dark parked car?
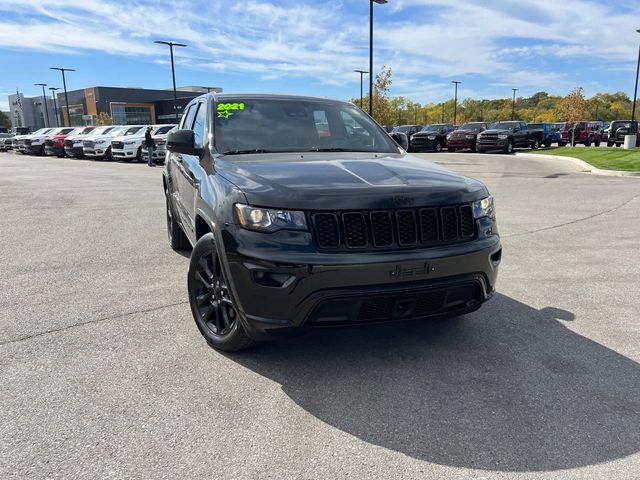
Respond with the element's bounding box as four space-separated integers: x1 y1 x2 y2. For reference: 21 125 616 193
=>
476 121 537 153
446 122 488 152
410 124 456 152
527 123 561 147
391 125 423 151
607 120 639 147
560 121 602 147
163 94 501 351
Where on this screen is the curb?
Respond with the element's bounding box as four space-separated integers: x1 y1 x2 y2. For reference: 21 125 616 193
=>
516 152 640 178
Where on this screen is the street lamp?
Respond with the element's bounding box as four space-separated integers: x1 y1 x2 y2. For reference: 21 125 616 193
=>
452 81 461 125
49 87 61 127
154 40 188 122
34 83 50 128
441 102 445 123
50 67 75 126
354 70 368 109
369 0 387 117
511 88 518 121
631 29 640 135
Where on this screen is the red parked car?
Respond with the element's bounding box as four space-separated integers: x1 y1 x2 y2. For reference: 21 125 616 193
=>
560 121 602 147
44 127 91 157
446 122 488 152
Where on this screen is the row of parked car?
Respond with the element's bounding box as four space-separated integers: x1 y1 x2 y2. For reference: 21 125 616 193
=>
0 124 178 163
390 120 639 154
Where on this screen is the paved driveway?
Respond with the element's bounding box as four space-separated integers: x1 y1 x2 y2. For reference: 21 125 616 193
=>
1 151 639 479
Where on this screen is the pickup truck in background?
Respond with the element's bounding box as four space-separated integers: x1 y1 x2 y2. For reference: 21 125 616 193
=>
560 122 602 147
63 126 98 158
476 121 538 153
527 123 561 147
45 127 84 157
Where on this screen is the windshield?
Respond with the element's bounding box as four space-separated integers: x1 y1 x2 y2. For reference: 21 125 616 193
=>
32 128 51 135
457 123 484 131
421 125 444 132
122 126 144 136
491 122 519 130
214 98 399 154
153 125 175 135
393 126 411 134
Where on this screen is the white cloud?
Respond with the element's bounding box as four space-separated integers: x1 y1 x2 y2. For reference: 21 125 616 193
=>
0 0 638 100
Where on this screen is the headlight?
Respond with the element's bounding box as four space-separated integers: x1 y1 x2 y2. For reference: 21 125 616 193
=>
124 140 137 145
95 139 107 144
466 135 475 139
473 195 495 220
235 204 307 233
497 134 508 140
427 135 436 140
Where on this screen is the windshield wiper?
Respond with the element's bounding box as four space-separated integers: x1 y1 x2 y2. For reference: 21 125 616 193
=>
308 147 366 152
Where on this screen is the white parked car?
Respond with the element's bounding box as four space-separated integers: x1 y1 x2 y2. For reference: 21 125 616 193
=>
82 126 127 160
0 133 13 151
109 125 149 162
63 126 98 158
141 124 177 164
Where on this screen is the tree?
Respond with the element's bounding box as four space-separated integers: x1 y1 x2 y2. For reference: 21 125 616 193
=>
0 111 11 129
96 112 113 126
556 87 589 147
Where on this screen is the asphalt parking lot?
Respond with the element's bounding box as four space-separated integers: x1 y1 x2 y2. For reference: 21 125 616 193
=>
1 151 639 479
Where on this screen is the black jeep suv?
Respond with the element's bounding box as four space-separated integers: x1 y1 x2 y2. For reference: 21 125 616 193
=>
164 94 501 351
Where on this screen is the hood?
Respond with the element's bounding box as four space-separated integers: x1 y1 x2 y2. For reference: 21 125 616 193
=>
451 130 480 135
112 135 143 142
412 130 440 137
215 152 487 210
481 128 512 135
67 133 92 142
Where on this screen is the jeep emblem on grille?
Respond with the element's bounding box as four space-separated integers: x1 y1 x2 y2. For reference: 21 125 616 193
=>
393 195 414 207
390 263 434 279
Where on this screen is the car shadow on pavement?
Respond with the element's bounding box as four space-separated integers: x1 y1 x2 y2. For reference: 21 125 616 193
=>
230 293 640 472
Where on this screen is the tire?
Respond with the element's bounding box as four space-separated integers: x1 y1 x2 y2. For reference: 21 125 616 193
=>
447 147 455 152
476 148 485 153
166 194 191 251
504 141 514 154
136 146 142 162
558 141 566 147
188 233 255 352
106 146 114 161
594 140 601 147
607 142 613 147
434 141 442 152
615 143 621 147
544 139 551 148
584 138 591 147
531 139 540 150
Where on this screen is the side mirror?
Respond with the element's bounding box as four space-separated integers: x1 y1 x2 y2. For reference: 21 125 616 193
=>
391 132 409 151
167 129 202 156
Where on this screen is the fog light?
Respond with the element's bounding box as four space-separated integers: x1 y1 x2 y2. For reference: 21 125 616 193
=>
252 271 295 288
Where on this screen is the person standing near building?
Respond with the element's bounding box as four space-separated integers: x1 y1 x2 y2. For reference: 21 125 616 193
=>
145 126 155 167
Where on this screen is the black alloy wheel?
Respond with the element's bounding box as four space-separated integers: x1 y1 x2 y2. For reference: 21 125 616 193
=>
504 141 514 154
434 141 443 152
187 233 254 351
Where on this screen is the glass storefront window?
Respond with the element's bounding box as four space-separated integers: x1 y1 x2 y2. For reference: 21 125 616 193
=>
111 105 154 125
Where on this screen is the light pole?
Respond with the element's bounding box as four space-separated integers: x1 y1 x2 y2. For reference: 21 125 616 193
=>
49 87 60 127
441 103 445 123
354 70 368 109
369 0 387 118
452 81 461 125
631 29 640 135
511 88 518 121
34 83 50 128
154 40 187 122
50 67 75 126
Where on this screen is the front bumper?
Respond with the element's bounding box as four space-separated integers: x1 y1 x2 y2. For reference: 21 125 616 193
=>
142 147 167 160
45 145 64 156
84 148 107 158
65 146 84 157
447 138 476 149
221 226 501 340
477 139 508 150
112 147 138 160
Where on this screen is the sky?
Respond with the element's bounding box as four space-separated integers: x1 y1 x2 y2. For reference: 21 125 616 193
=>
1 0 639 112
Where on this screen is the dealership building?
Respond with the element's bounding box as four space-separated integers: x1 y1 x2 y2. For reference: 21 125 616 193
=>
8 85 222 131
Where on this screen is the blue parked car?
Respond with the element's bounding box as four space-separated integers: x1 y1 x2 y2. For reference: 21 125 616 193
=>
528 123 562 147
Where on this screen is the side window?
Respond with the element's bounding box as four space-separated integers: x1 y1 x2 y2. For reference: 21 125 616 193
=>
313 110 330 137
193 103 206 148
181 104 196 130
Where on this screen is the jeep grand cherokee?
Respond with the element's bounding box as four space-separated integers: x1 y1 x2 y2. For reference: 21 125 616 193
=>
164 94 501 351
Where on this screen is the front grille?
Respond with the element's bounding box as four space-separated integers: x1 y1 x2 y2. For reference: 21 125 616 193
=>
83 140 94 148
479 134 498 141
112 141 124 149
310 204 475 251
